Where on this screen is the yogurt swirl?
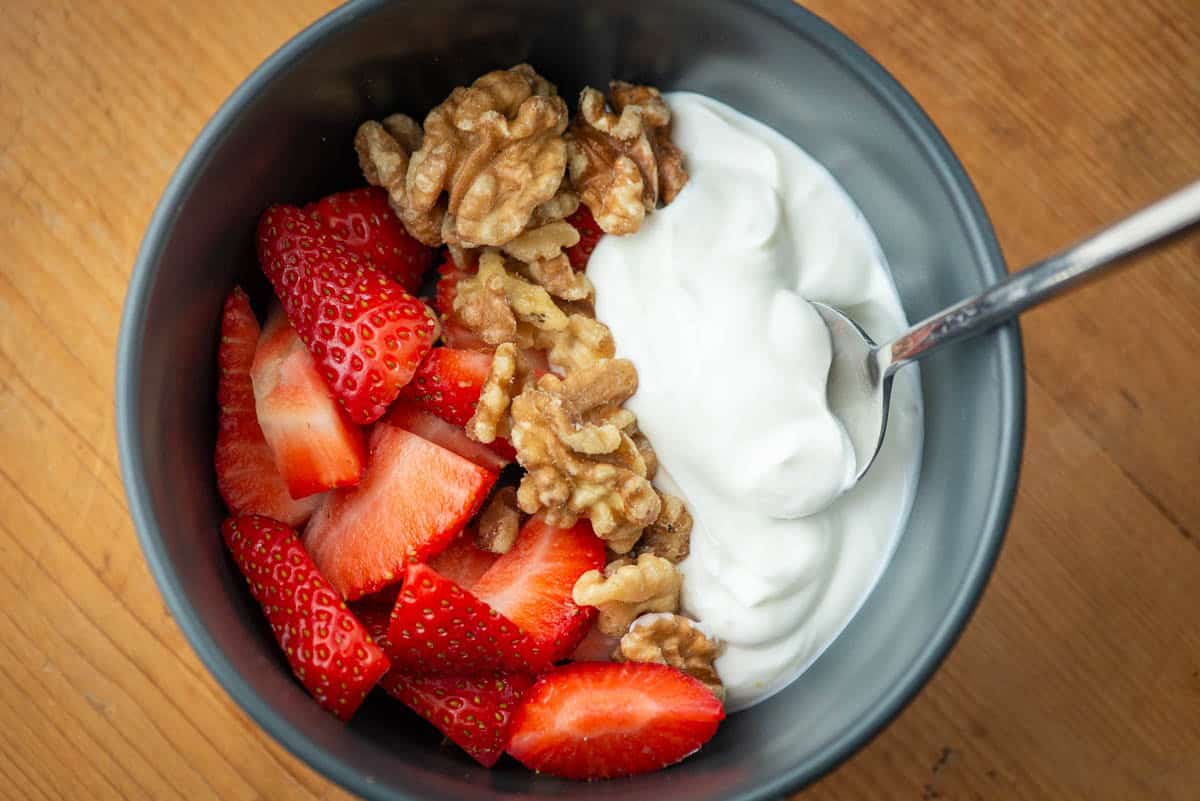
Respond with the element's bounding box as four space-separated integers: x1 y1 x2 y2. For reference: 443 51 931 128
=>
589 93 922 710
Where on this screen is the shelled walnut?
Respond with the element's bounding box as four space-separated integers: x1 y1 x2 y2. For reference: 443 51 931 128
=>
356 114 444 246
509 361 659 551
617 613 724 702
502 220 593 301
634 493 692 563
358 64 569 248
452 249 568 346
566 81 687 235
572 554 682 636
452 250 614 371
414 64 568 247
476 486 521 554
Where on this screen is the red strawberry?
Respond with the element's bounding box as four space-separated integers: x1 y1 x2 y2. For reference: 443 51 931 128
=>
506 662 725 780
385 401 511 472
385 563 550 674
256 205 440 425
433 253 475 319
306 187 433 292
385 672 534 768
303 419 497 599
251 307 365 498
398 347 493 427
426 528 499 591
564 205 603 270
221 515 391 720
471 518 605 661
440 317 491 350
353 599 533 767
568 623 620 663
215 287 322 527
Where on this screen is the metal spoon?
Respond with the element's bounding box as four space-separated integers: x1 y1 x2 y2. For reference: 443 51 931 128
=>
814 180 1200 484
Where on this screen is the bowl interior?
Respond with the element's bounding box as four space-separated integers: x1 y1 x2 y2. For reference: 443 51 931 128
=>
118 1 1023 799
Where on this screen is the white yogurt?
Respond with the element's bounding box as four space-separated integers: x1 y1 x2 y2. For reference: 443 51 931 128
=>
589 93 923 710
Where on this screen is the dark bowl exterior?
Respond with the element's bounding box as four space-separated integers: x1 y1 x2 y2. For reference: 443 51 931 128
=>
116 1 1024 799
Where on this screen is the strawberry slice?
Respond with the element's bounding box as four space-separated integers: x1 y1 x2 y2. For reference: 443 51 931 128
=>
385 563 550 674
564 205 603 270
251 307 365 498
214 287 322 527
384 672 534 768
426 528 499 591
506 662 725 779
385 401 511 472
305 187 434 293
303 420 497 599
471 518 605 661
221 515 390 720
354 600 532 768
568 623 620 662
256 205 440 425
433 253 475 319
441 317 491 350
398 347 494 427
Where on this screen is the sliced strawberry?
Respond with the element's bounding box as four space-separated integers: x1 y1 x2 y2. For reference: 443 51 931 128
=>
251 307 365 498
256 205 440 425
221 515 390 720
506 662 725 779
215 287 322 527
568 623 619 662
385 563 550 673
303 420 497 599
564 205 603 270
384 672 534 768
385 401 511 473
471 518 605 661
426 528 499 591
353 597 533 767
306 187 433 293
398 347 493 427
440 317 491 350
433 253 475 319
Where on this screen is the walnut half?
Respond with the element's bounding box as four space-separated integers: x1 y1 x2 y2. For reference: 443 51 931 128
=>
617 613 724 703
635 492 692 563
572 553 681 636
566 81 688 235
510 361 659 552
408 64 569 247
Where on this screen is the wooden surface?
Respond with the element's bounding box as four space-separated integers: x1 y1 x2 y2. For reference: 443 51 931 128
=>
2 1 1198 798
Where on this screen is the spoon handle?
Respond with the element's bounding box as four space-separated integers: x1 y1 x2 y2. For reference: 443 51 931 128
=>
880 180 1200 373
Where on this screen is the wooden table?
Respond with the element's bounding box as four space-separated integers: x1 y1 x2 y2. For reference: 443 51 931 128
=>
2 1 1197 799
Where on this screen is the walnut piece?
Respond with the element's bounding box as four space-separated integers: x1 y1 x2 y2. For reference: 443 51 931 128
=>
635 493 692 563
617 614 724 702
510 361 659 552
453 249 568 346
502 220 593 301
630 430 657 479
452 250 613 372
531 312 615 373
566 81 687 235
572 554 682 636
356 115 444 246
406 64 568 247
476 486 521 554
467 342 516 443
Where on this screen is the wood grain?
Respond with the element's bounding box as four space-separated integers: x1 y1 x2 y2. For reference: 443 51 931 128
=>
1 1 1197 799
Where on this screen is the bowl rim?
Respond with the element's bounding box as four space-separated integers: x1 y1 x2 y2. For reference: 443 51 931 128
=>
115 1 1025 798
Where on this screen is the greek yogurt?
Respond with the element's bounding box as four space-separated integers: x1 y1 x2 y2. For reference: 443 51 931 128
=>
588 93 923 711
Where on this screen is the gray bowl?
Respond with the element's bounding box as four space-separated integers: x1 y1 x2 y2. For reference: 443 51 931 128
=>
116 1 1024 799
